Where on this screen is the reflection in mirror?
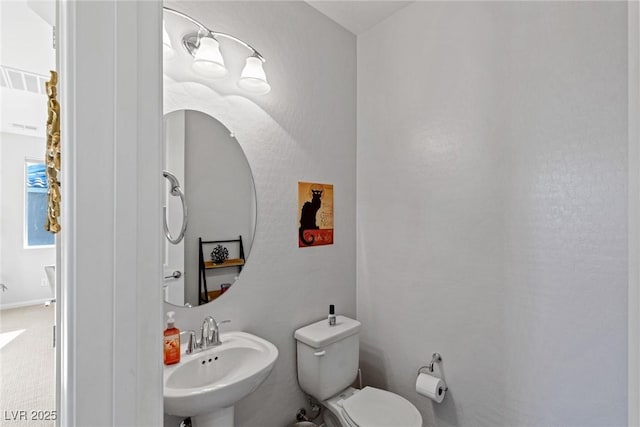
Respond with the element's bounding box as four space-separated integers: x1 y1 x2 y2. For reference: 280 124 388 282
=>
163 110 256 307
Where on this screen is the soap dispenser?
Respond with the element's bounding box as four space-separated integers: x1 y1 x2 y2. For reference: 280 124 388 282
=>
164 311 181 365
328 304 336 326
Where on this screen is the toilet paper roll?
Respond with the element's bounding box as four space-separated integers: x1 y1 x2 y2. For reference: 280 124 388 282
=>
416 373 447 403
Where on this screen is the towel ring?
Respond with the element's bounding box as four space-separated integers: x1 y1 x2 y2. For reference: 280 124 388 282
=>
163 171 188 244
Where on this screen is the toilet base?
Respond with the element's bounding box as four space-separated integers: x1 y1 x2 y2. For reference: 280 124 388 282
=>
319 387 360 427
191 407 234 427
321 411 340 427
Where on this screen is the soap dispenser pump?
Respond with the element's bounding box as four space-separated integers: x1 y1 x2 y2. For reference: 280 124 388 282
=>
328 304 336 326
164 311 181 365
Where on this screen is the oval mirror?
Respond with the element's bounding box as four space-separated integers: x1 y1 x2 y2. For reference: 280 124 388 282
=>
163 109 256 307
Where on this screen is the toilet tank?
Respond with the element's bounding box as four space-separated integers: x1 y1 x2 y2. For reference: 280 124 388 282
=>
294 315 361 401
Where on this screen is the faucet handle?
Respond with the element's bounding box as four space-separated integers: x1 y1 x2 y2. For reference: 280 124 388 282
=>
180 330 197 354
211 320 231 346
216 319 231 328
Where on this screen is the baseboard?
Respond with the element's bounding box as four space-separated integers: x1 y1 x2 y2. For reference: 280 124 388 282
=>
0 298 53 310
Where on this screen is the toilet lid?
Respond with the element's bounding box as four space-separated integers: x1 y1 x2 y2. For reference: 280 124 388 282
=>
341 387 422 427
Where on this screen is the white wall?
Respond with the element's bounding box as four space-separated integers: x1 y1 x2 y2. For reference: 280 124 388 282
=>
629 1 640 424
163 2 356 426
0 0 54 74
0 132 55 308
357 2 628 426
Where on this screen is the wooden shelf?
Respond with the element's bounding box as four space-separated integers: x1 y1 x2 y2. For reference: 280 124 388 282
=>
199 236 245 305
201 290 223 302
204 258 245 270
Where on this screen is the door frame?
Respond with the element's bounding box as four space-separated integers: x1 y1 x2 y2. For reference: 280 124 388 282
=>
56 1 163 424
630 1 640 425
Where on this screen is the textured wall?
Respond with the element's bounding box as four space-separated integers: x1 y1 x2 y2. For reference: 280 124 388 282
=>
357 2 628 426
163 2 356 426
0 133 55 308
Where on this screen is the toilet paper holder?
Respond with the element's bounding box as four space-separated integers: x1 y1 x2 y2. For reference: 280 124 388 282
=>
417 353 448 391
418 353 443 374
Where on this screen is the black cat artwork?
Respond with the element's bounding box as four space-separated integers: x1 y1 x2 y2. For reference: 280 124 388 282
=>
299 189 323 246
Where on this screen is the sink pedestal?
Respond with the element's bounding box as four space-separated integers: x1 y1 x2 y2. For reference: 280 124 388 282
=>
192 407 234 427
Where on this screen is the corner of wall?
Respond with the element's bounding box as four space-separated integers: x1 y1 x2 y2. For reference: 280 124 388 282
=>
628 1 639 424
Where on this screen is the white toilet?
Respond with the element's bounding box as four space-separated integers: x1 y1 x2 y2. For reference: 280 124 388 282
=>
295 316 422 427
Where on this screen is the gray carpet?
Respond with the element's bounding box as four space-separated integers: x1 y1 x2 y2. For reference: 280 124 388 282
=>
0 304 55 426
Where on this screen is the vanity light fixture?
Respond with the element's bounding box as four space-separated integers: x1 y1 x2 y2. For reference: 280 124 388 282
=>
238 55 271 95
163 7 271 94
192 35 227 78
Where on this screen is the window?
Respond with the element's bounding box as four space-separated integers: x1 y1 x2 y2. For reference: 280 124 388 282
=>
25 161 54 247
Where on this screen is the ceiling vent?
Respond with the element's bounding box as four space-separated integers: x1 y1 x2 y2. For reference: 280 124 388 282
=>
1 65 48 94
1 65 49 137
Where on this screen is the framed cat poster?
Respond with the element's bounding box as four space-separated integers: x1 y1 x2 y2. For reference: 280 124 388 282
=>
298 182 334 247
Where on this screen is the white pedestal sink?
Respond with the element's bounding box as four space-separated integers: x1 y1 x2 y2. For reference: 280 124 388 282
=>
164 331 279 427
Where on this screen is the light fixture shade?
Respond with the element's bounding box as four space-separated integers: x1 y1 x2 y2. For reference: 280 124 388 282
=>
192 36 227 78
163 21 175 59
238 56 271 95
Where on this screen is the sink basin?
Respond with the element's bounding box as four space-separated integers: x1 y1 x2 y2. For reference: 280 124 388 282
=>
164 331 278 421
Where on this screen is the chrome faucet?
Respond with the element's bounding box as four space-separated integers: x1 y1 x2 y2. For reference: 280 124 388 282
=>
180 318 231 355
188 316 231 349
203 316 231 347
200 317 214 347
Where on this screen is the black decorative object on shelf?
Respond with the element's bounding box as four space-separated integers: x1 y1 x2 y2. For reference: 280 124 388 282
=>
210 244 229 264
199 236 245 305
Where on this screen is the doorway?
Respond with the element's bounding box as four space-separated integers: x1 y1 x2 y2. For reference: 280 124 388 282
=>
0 1 57 425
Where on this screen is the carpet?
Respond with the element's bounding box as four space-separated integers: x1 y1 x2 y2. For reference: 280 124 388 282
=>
0 304 55 426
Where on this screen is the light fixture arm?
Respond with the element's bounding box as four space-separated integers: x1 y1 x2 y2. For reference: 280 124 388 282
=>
209 32 265 63
163 6 266 63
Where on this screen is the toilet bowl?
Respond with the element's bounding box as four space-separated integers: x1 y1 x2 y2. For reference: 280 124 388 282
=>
294 316 422 427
